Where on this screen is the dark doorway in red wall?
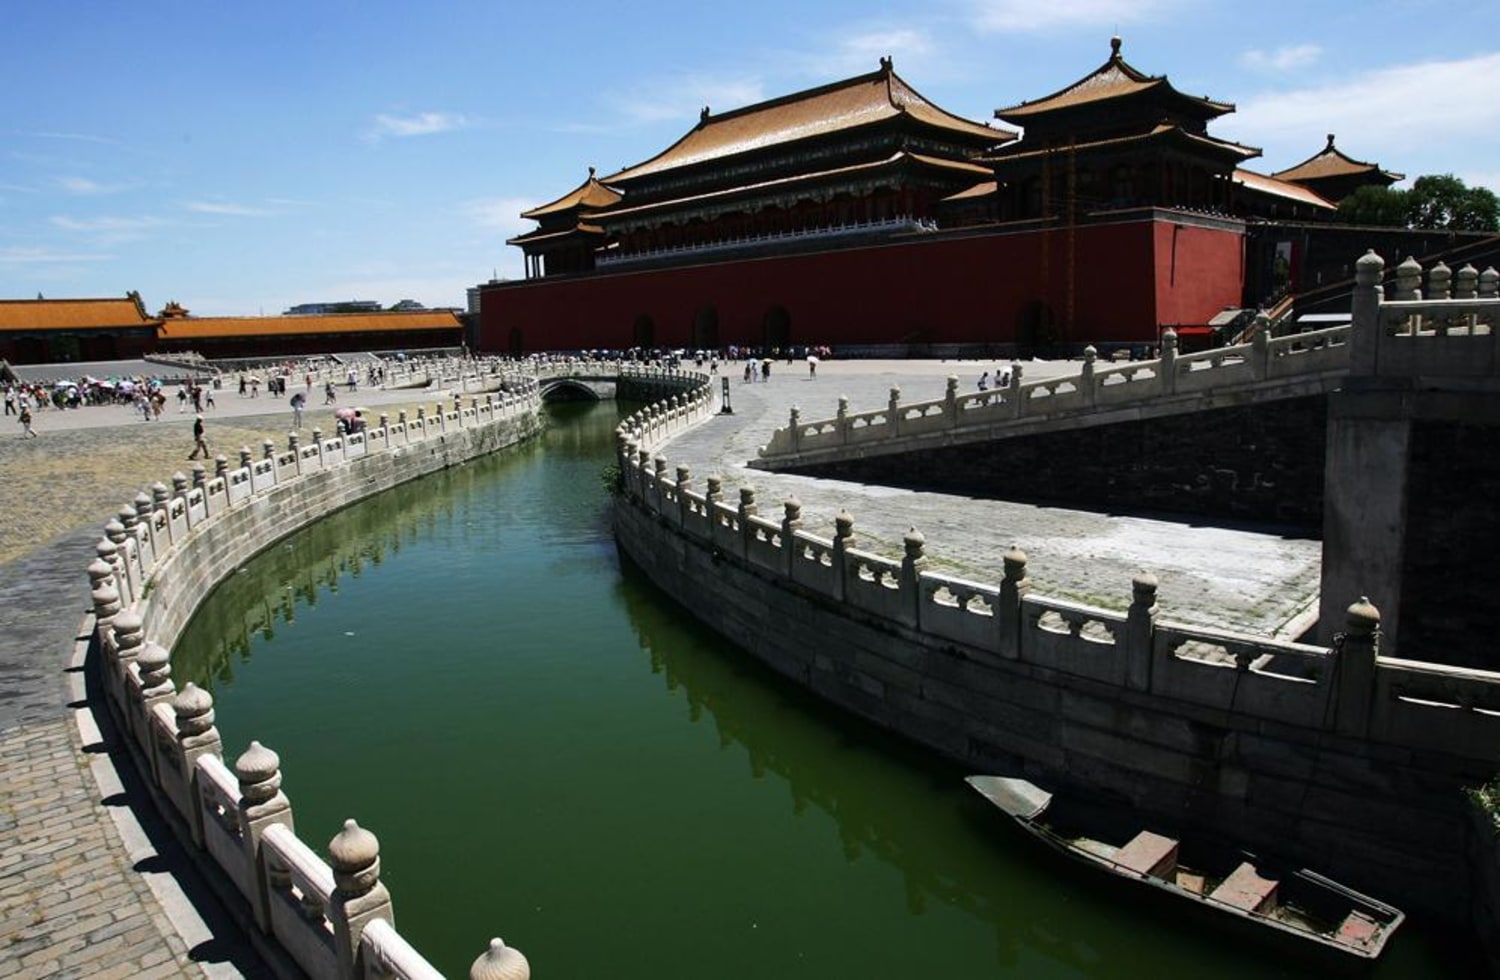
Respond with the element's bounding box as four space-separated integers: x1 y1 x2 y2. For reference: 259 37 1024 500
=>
509 327 524 355
763 305 790 349
1016 300 1057 357
633 315 655 349
692 306 719 351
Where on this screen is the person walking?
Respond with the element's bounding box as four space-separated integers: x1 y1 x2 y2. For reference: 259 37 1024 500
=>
290 391 306 429
188 413 209 459
18 404 36 437
5 385 17 415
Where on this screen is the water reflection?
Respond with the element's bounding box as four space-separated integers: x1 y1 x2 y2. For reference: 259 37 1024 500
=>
172 401 1467 980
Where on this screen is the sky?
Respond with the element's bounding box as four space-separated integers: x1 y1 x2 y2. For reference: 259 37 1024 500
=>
3 0 1497 316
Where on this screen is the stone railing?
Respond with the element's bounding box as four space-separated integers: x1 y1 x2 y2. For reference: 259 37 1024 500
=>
616 435 1500 767
754 322 1351 464
85 376 543 980
1350 251 1500 378
755 253 1500 466
613 369 719 457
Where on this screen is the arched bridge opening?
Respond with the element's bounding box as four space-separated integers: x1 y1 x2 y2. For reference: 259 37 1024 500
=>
539 378 616 402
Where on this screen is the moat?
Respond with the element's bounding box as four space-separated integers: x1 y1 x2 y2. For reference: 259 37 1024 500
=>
172 400 1472 978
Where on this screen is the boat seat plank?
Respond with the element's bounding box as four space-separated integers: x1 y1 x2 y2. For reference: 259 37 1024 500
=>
1114 831 1178 878
1335 910 1380 949
1210 862 1279 913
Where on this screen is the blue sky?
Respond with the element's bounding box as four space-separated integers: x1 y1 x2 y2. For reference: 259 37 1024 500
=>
3 0 1496 316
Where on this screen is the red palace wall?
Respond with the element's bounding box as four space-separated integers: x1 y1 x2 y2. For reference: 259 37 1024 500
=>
480 212 1245 353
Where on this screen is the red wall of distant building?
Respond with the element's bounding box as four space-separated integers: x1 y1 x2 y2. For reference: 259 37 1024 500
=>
480 213 1246 353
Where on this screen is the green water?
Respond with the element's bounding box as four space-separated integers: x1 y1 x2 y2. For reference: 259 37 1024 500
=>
173 401 1470 979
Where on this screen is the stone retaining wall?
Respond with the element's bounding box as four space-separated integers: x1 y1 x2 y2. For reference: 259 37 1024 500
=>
613 372 1500 928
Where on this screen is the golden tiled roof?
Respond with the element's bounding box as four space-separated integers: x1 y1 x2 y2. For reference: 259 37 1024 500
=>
1270 134 1404 184
985 124 1259 166
603 61 1011 185
996 37 1232 122
157 310 461 340
1233 169 1336 209
0 296 153 331
597 151 991 223
507 221 607 247
942 180 998 202
521 169 623 219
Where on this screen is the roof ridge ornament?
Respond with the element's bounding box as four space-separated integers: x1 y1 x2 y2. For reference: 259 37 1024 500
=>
700 106 710 123
879 55 892 72
1325 133 1336 149
1110 35 1122 58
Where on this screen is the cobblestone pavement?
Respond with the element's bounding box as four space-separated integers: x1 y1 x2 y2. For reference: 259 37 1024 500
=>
0 359 1323 977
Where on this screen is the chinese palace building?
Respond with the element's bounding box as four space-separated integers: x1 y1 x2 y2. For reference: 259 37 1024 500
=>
480 39 1442 356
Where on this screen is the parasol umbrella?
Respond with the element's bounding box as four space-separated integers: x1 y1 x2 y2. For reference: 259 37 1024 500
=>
335 407 357 421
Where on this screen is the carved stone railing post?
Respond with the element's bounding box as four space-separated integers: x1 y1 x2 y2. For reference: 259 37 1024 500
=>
329 819 393 980
705 475 723 506
151 480 171 513
262 439 275 461
1332 598 1380 737
1008 363 1024 419
1080 346 1097 407
192 464 207 491
676 465 693 526
1125 572 1158 691
1480 266 1499 301
831 510 855 603
944 376 959 424
1159 329 1178 395
1391 255 1422 302
652 457 668 515
170 683 222 846
471 937 531 980
1350 250 1385 375
782 497 802 575
836 395 850 446
236 741 295 932
118 504 139 534
900 528 926 628
888 386 902 438
172 471 190 499
215 455 229 480
105 518 127 548
738 487 757 555
1251 322 1270 380
238 447 254 470
997 547 1029 660
134 490 155 526
135 641 175 782
788 406 801 453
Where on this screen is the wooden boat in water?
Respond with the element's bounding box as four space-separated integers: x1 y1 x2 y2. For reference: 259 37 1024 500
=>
964 775 1404 962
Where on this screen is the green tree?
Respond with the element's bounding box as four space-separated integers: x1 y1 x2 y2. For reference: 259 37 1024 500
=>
1405 174 1499 232
1337 185 1410 227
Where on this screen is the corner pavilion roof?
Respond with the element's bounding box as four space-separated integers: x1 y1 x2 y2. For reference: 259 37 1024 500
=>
1271 134 1404 185
521 168 623 220
0 296 154 332
602 59 1013 186
1232 169 1336 210
995 36 1233 124
983 123 1259 167
157 310 461 341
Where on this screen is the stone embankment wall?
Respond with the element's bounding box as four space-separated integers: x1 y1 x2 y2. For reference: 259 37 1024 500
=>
613 344 1500 929
794 393 1328 526
86 378 544 980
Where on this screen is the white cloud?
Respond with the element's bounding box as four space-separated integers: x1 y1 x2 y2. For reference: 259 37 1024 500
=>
606 73 767 125
819 28 937 77
1239 44 1322 73
467 196 536 239
0 246 113 263
182 200 274 216
57 176 122 195
49 214 166 244
971 0 1172 33
1222 52 1500 173
366 111 470 142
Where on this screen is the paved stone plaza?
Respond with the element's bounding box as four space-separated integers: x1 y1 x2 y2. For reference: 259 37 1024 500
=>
0 359 1323 976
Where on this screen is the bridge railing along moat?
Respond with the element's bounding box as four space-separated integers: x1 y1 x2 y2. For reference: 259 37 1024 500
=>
754 254 1499 466
79 362 706 979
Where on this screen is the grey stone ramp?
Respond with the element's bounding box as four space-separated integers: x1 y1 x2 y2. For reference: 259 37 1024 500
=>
656 359 1322 636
